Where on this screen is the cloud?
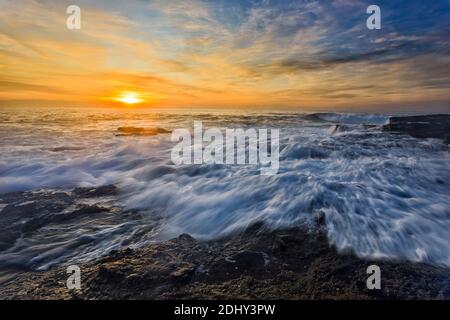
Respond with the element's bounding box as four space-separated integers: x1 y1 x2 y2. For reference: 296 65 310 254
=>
0 0 449 109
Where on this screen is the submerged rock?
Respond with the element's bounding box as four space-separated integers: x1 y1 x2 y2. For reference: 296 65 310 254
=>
383 114 450 141
0 185 120 253
72 185 118 198
330 124 351 134
0 191 74 251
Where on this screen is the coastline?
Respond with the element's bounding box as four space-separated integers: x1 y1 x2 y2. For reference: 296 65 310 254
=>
1 224 449 300
0 113 449 300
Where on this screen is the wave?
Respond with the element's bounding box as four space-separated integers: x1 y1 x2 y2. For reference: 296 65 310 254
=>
305 112 389 125
0 108 449 269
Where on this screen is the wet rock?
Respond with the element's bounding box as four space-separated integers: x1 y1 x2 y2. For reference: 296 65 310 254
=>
72 185 118 198
383 114 450 140
115 127 171 137
0 230 18 251
70 204 110 215
232 251 266 270
0 192 72 221
169 264 196 282
21 204 110 234
208 251 266 281
1 227 449 300
0 191 74 251
314 211 326 226
270 237 287 255
50 146 84 152
330 124 352 134
0 187 121 255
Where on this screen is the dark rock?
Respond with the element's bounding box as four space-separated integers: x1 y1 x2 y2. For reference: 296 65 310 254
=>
0 188 119 254
1 228 449 300
314 211 326 226
331 124 352 134
169 264 196 282
383 114 450 140
21 205 109 234
232 251 266 270
0 192 72 221
0 230 18 251
70 204 110 215
72 185 118 198
177 233 197 243
115 127 171 137
0 191 74 251
208 250 266 281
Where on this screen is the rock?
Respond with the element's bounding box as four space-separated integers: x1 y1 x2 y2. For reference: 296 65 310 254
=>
170 264 196 282
0 230 18 251
0 192 72 220
330 124 352 134
0 187 120 255
1 227 449 300
232 251 266 270
176 233 197 243
314 211 326 226
70 204 110 215
205 249 271 283
21 204 109 234
383 114 450 141
72 185 118 198
0 191 74 251
115 127 171 137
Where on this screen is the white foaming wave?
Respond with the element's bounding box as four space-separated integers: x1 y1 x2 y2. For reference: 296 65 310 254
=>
113 127 450 266
0 110 449 268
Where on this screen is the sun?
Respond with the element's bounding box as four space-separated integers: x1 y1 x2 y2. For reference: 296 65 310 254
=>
116 92 143 105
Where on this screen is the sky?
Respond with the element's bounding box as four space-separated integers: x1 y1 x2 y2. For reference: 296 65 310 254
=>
0 0 449 112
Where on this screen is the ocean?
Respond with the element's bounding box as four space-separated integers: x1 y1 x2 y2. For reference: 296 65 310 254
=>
0 106 449 272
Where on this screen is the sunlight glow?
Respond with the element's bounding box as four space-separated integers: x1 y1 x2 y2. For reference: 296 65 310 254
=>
117 92 143 105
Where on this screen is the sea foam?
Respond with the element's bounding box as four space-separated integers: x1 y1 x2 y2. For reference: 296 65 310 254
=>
0 107 449 269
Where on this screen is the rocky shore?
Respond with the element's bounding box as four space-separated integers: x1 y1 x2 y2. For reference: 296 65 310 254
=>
383 114 450 142
1 221 449 300
1 114 449 300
